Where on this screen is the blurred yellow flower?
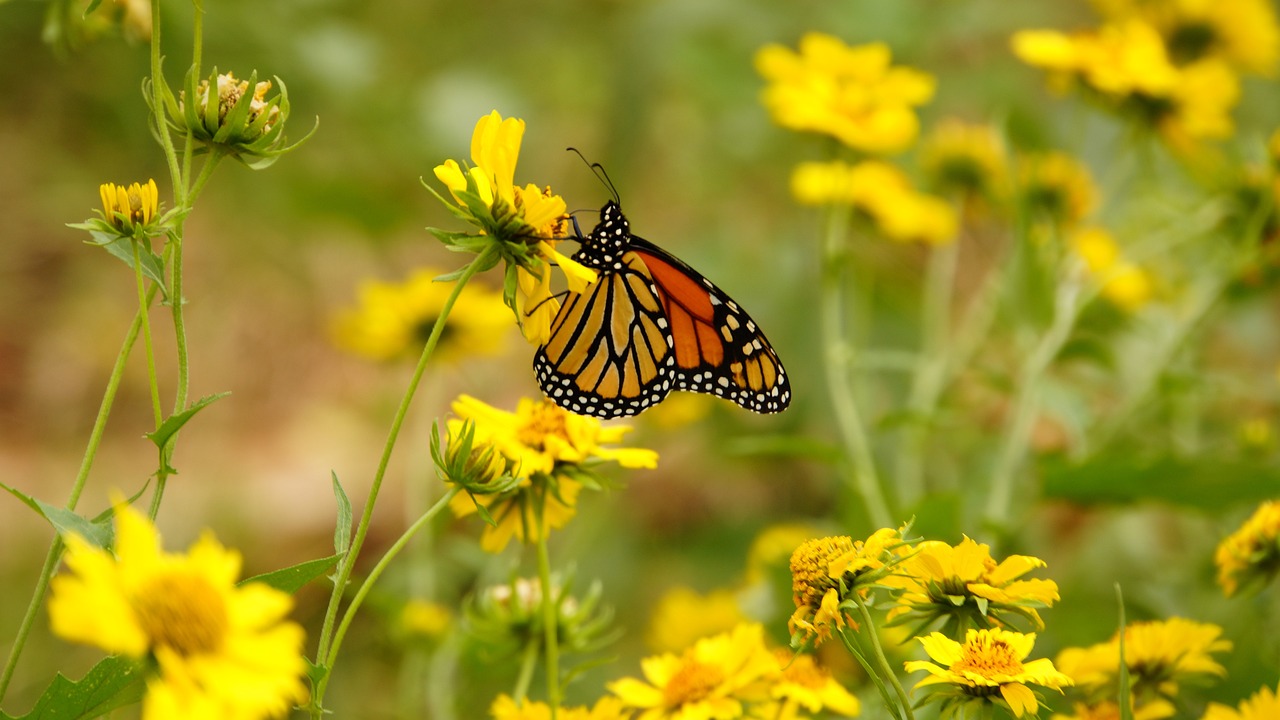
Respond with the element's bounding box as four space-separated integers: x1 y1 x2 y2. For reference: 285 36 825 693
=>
1091 0 1280 76
1202 682 1280 720
1215 499 1280 596
48 500 307 720
98 178 159 235
400 599 452 639
905 628 1072 718
332 268 511 361
1055 617 1230 704
1050 698 1176 720
1017 151 1098 226
746 523 825 585
919 118 1010 204
756 32 935 154
791 160 957 244
765 648 861 719
886 535 1060 634
1069 227 1154 311
609 623 778 720
647 586 748 653
491 694 631 720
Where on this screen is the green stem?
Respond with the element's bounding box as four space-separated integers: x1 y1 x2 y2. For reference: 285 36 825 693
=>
0 285 158 702
133 239 163 428
851 595 916 720
149 0 180 200
820 204 892 528
317 487 460 697
894 238 959 506
835 627 901 720
310 247 497 715
984 267 1083 528
513 637 540 703
535 485 561 717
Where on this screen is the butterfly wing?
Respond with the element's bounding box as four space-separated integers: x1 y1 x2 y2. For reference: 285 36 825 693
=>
629 236 791 414
534 251 676 418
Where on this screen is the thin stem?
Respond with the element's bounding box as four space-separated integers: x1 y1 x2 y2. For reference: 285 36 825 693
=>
820 204 893 528
851 595 916 720
535 485 561 716
310 247 497 714
835 627 902 720
0 285 158 702
984 269 1083 528
149 0 180 200
318 487 460 693
513 638 540 703
132 239 163 428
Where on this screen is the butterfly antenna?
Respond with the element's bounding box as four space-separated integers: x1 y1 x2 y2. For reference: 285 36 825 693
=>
566 147 621 205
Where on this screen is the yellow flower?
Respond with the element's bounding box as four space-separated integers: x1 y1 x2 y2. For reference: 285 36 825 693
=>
905 628 1072 718
400 599 451 639
1215 499 1280 596
449 473 582 553
756 33 935 154
1055 617 1230 703
789 529 906 647
491 694 631 720
1017 152 1098 226
609 623 779 720
919 118 1010 204
1091 0 1280 76
98 179 160 235
331 268 512 361
48 501 307 720
1069 227 1154 311
1050 698 1176 720
790 160 958 244
886 536 1060 634
647 586 748 654
765 649 861 719
1202 682 1280 720
746 523 826 585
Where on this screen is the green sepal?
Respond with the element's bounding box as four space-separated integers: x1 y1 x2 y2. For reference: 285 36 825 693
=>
145 392 230 450
0 655 146 720
240 553 344 594
0 482 113 549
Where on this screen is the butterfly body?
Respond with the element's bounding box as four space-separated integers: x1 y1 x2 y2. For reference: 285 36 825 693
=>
534 201 790 418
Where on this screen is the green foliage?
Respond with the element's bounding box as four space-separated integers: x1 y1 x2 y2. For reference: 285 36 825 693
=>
0 657 144 720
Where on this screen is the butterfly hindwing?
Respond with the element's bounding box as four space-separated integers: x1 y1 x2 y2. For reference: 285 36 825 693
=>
534 200 790 418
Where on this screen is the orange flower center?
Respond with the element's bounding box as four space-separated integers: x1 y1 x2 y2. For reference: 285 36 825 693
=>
952 637 1024 680
133 570 228 656
517 401 572 450
663 655 725 708
790 536 854 607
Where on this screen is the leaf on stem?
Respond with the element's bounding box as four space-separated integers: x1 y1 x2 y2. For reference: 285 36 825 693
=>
239 554 344 594
0 482 113 549
0 655 145 720
145 392 230 450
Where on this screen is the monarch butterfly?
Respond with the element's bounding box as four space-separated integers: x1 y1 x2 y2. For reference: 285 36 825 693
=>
534 199 791 418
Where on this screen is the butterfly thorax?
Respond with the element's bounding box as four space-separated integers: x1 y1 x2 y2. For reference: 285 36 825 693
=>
572 201 633 272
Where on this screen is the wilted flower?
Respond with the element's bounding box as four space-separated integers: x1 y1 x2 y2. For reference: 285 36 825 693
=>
467 576 616 659
906 628 1072 718
788 528 907 648
1215 499 1280 596
172 69 311 167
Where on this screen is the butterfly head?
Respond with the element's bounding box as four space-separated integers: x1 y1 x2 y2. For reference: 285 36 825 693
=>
596 200 629 239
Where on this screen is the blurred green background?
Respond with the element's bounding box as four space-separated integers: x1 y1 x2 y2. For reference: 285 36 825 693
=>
3 0 1280 717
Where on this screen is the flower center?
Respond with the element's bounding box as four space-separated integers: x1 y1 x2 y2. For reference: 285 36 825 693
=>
132 570 228 657
791 536 854 606
952 637 1024 680
516 401 571 450
663 655 725 708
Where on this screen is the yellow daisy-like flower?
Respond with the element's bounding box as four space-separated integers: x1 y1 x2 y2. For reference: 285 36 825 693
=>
490 694 631 720
99 179 159 234
1017 151 1098 227
756 32 936 154
1215 499 1280 596
764 648 861 720
1202 682 1280 720
789 528 906 647
331 268 512 361
448 473 583 553
1070 227 1154 311
919 118 1010 205
48 501 307 720
905 628 1072 718
647 586 748 654
1091 0 1280 76
399 599 452 639
1050 698 1176 720
886 535 1060 634
609 623 779 720
790 160 958 244
1055 617 1230 703
746 523 826 585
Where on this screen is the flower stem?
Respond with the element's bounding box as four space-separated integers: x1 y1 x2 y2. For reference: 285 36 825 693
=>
535 485 561 717
513 636 540 703
310 246 497 715
820 203 892 528
0 285 158 702
316 486 460 701
133 239 163 428
851 594 916 720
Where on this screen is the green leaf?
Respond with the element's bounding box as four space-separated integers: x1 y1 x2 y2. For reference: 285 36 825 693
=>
82 0 106 17
332 472 352 556
1041 452 1280 510
240 554 343 594
0 482 112 549
145 393 230 450
0 655 145 720
89 232 166 291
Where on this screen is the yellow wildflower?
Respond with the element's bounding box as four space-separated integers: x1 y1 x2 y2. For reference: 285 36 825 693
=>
1050 698 1176 720
490 694 631 720
1017 151 1098 226
1091 0 1280 76
756 33 935 154
919 118 1010 204
1069 227 1154 311
48 500 307 720
1215 499 1280 596
906 628 1072 718
99 179 159 234
400 600 451 639
647 586 748 654
791 160 957 244
789 528 906 647
764 648 861 719
609 623 778 720
1202 682 1280 720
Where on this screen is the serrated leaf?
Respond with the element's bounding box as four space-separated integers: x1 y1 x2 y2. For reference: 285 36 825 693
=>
331 472 352 556
240 554 343 594
0 655 145 720
0 482 112 549
89 232 166 290
145 392 229 450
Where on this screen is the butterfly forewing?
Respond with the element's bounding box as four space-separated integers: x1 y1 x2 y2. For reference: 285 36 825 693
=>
534 200 790 418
